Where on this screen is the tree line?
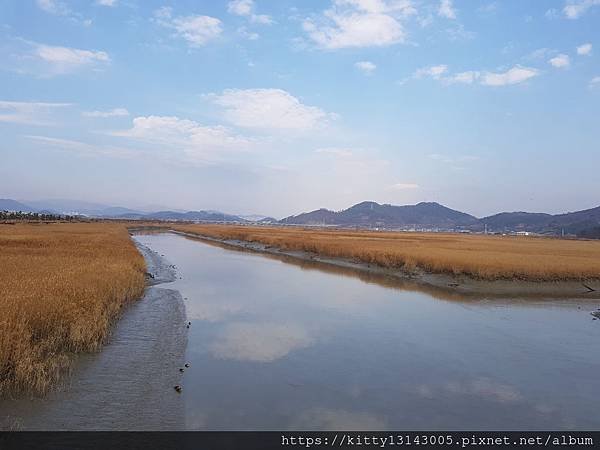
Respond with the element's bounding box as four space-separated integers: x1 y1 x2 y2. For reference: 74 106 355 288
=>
0 211 76 222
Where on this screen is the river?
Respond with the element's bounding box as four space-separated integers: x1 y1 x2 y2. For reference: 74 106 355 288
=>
2 232 599 430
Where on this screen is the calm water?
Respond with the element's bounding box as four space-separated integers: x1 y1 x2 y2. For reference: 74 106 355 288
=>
135 233 600 431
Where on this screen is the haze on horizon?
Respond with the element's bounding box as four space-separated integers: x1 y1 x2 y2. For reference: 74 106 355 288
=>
1 0 599 218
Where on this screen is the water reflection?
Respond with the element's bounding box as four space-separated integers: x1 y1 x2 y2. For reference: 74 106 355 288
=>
177 234 598 304
209 322 314 362
133 233 600 430
415 378 522 404
188 301 243 323
291 408 388 431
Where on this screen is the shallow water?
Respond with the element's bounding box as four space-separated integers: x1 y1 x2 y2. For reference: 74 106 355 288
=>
0 242 186 431
133 233 600 431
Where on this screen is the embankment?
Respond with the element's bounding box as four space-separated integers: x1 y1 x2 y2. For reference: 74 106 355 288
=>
167 226 600 298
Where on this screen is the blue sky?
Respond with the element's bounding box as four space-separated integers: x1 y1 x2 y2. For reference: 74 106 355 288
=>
0 0 599 218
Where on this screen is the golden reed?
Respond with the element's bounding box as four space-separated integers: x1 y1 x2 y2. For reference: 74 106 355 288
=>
174 224 600 281
0 223 145 396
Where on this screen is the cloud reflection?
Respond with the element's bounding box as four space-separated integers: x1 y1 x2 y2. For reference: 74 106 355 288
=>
414 377 522 404
291 407 387 431
187 302 243 322
209 322 313 362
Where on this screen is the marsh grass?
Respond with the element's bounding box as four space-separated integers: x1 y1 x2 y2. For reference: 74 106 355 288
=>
174 224 600 282
0 223 145 396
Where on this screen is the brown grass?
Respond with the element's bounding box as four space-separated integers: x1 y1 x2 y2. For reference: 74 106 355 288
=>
173 224 600 282
0 223 145 396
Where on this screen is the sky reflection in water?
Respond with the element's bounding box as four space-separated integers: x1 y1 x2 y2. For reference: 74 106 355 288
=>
135 234 600 431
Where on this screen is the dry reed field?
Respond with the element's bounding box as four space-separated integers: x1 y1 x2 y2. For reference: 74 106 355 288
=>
0 223 145 396
173 224 600 282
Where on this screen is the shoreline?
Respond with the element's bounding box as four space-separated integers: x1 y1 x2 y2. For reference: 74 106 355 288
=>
0 239 187 430
165 229 600 299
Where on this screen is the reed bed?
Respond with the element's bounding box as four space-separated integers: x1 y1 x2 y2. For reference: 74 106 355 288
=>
173 224 600 282
0 223 145 396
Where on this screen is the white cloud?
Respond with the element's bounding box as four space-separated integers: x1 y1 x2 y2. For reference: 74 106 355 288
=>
96 0 117 6
116 116 246 147
25 135 136 158
82 108 129 118
228 0 253 16
36 0 92 25
250 14 273 24
411 65 538 87
35 44 110 73
227 0 273 24
527 48 554 61
0 100 71 125
480 66 539 86
446 70 480 84
354 60 376 75
389 182 419 190
303 0 416 49
414 64 448 80
438 0 456 19
154 7 222 47
36 0 69 15
113 115 251 164
577 43 593 55
548 53 570 68
210 88 336 131
238 26 259 40
590 76 600 87
563 0 600 18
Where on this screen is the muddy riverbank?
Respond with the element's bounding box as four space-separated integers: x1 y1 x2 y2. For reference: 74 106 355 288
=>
165 229 600 299
0 242 187 430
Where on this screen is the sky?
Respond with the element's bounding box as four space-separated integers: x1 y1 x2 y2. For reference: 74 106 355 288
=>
0 0 599 218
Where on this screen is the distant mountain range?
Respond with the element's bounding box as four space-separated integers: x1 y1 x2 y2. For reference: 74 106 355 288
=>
0 198 277 224
2 198 600 238
280 201 600 238
0 199 37 213
281 201 478 228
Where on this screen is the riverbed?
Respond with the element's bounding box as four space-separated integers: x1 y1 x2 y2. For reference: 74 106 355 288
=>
2 232 599 430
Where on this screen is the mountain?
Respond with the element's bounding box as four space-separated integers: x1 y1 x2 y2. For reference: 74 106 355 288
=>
25 199 111 215
551 205 600 230
239 214 271 222
481 206 600 236
257 217 279 224
144 210 246 222
97 206 145 217
23 199 146 217
281 208 338 225
281 201 600 238
281 201 478 228
480 212 553 231
0 199 37 212
7 195 600 238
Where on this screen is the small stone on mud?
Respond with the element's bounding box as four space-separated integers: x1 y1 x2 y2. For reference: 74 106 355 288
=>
184 363 190 368
174 385 182 393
